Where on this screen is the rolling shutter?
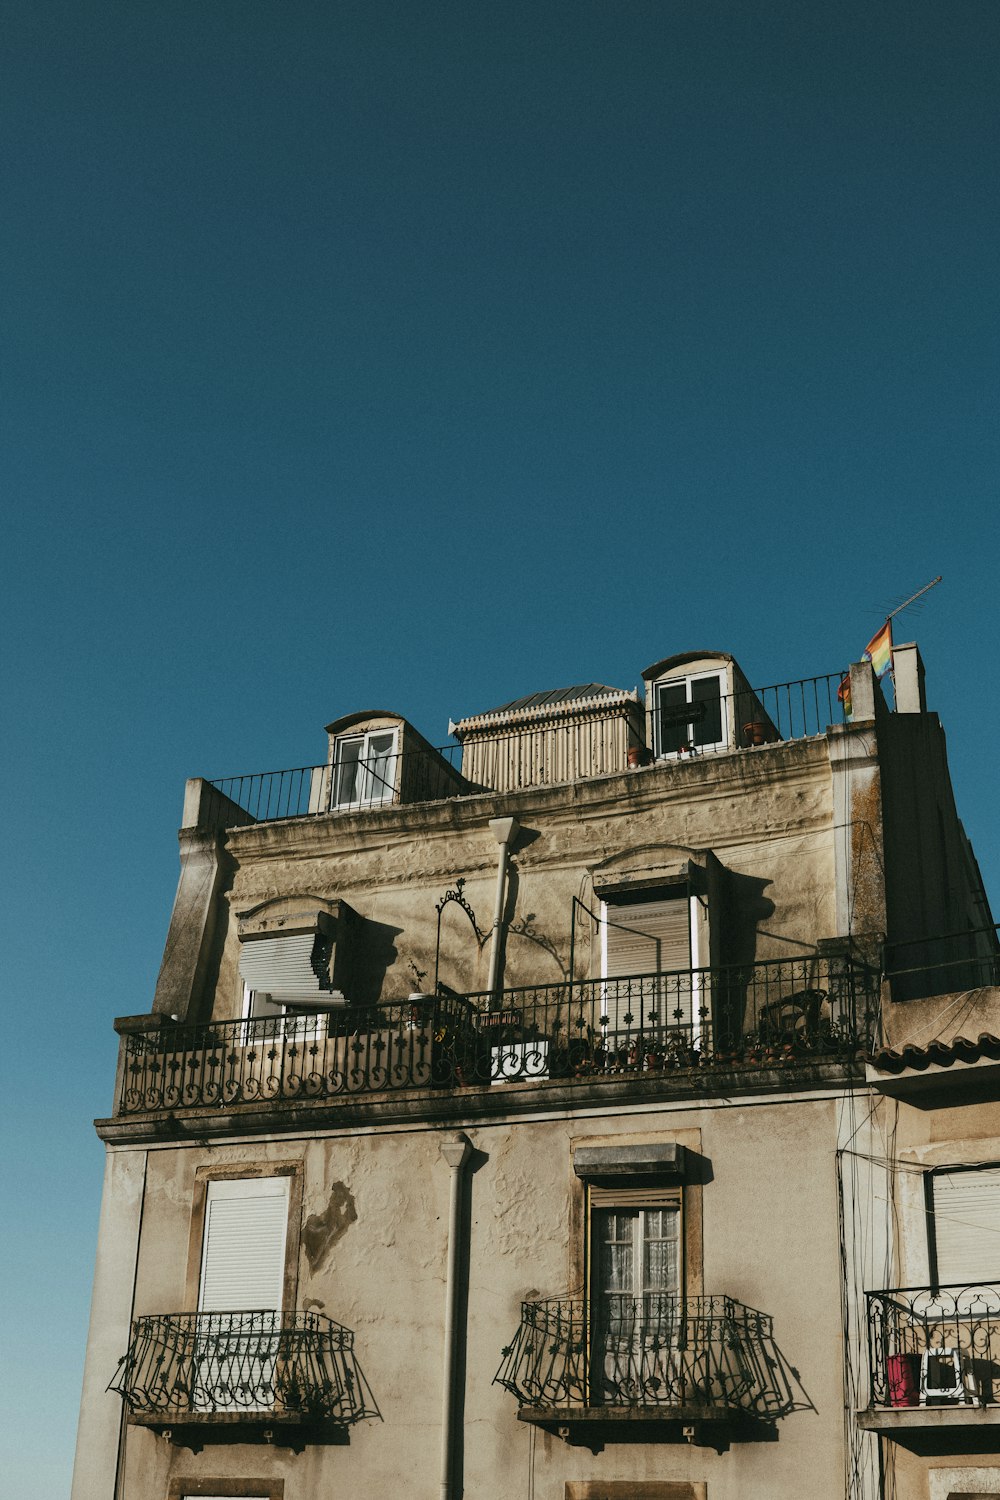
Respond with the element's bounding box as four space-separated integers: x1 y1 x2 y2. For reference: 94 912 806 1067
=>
932 1167 1000 1283
199 1176 290 1312
602 894 692 1032
604 896 691 979
238 932 345 1008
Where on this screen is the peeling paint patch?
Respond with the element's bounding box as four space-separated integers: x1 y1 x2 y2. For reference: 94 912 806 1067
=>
302 1183 357 1272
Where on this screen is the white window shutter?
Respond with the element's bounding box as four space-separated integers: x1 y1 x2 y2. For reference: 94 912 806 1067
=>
605 897 691 979
932 1167 1000 1283
238 932 344 1007
199 1176 290 1312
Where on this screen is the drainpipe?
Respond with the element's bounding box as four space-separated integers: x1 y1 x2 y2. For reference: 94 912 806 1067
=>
486 815 520 1005
440 1132 472 1500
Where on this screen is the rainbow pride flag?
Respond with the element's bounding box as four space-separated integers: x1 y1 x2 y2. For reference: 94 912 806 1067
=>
838 619 894 718
864 619 893 678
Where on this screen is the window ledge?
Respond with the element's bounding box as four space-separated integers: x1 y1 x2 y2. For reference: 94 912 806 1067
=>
125 1410 354 1452
516 1404 773 1452
857 1403 1000 1451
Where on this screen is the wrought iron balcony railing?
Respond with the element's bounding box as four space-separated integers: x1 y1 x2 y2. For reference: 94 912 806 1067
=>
115 954 878 1115
495 1295 797 1418
201 672 848 831
109 1310 380 1425
866 1285 1000 1408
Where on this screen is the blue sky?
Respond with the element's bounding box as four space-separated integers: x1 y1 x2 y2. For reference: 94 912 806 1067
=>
2 3 998 1493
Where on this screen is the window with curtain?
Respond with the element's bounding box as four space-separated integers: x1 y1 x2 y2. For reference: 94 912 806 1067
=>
590 1187 683 1403
332 729 398 807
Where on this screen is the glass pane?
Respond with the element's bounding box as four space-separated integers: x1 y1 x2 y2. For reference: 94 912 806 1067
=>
333 738 363 805
598 1209 635 1294
363 732 397 804
690 675 723 746
642 1207 680 1295
657 684 689 755
249 990 284 1020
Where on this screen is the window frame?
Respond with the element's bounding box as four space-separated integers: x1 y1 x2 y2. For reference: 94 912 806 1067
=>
926 1162 1000 1287
240 979 329 1044
586 1183 685 1406
331 727 399 808
652 670 728 758
599 884 709 1050
183 1162 304 1315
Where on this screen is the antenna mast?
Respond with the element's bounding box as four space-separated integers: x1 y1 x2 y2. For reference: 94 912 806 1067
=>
886 575 942 624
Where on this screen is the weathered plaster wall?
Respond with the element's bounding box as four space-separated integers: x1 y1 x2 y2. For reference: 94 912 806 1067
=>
104 1089 848 1500
203 739 841 1021
70 1149 147 1500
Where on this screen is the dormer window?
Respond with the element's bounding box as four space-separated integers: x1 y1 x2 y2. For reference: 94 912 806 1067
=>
653 671 726 757
332 729 398 808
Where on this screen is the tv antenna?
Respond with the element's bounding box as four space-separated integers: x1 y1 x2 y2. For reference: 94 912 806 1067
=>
884 575 942 624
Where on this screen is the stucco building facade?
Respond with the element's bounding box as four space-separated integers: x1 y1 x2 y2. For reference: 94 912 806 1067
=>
72 644 998 1500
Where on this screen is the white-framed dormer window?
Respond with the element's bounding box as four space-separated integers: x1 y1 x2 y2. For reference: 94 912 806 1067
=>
653 672 727 757
332 729 399 808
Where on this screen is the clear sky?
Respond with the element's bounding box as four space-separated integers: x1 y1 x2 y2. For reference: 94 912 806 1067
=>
2 2 998 1493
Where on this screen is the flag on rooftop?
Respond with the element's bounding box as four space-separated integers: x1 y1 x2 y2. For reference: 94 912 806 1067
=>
864 619 893 678
838 618 894 719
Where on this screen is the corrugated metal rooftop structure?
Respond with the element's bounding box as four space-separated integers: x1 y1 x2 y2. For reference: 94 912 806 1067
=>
476 684 625 717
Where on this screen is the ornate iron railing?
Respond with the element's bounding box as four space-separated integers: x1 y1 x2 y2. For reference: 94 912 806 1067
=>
115 955 878 1114
866 1284 1000 1407
495 1295 795 1416
109 1310 380 1424
201 672 848 830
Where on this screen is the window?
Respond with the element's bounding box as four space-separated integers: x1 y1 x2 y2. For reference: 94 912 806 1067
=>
332 728 398 807
590 1186 683 1404
241 981 284 1037
236 903 354 1013
240 982 327 1044
595 1203 681 1329
600 887 705 1043
929 1165 1000 1284
199 1175 290 1313
653 672 726 757
194 1174 293 1413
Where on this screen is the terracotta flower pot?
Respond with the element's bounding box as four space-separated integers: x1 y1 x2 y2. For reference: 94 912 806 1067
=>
743 721 768 746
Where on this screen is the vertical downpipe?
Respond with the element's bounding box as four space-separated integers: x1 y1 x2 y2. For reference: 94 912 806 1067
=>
486 815 520 1004
440 1132 472 1500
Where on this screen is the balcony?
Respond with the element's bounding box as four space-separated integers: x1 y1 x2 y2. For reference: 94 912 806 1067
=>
111 954 878 1128
494 1295 798 1449
860 1285 1000 1447
109 1310 379 1446
200 672 848 831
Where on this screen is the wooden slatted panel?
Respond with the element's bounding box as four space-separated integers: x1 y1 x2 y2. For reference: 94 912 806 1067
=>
199 1176 290 1312
238 933 344 1006
589 1186 682 1209
604 897 690 979
932 1167 1000 1282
